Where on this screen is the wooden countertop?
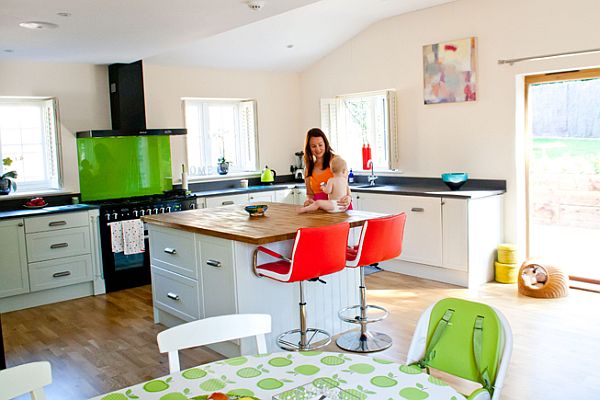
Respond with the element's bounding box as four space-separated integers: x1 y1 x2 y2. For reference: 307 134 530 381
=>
142 202 386 244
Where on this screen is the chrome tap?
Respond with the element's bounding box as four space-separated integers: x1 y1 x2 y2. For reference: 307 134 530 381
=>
367 160 378 186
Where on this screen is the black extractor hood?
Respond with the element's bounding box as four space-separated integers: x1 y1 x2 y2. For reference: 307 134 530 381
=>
77 60 186 138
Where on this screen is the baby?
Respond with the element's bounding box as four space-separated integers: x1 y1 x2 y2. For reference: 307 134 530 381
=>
298 157 350 213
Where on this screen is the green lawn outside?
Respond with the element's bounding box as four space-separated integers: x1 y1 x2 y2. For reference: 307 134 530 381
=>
532 137 600 174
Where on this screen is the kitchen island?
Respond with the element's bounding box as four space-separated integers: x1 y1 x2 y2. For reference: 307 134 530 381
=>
142 202 385 356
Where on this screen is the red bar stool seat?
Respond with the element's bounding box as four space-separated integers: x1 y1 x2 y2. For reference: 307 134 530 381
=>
337 213 407 353
253 222 350 351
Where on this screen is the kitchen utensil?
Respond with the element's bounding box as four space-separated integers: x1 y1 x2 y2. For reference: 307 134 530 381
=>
260 165 276 184
441 172 469 190
244 204 268 216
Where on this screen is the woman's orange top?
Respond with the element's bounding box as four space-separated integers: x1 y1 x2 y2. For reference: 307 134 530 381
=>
309 168 334 195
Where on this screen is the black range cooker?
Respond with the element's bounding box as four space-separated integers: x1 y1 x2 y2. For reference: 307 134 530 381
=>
96 193 197 292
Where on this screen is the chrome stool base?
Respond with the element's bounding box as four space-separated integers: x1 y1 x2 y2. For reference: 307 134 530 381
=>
338 304 389 324
336 330 393 353
277 328 332 352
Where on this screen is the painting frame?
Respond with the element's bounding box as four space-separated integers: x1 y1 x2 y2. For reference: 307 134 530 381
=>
423 37 477 104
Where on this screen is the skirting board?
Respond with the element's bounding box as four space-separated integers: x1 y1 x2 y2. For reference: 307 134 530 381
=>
0 282 95 313
380 259 471 288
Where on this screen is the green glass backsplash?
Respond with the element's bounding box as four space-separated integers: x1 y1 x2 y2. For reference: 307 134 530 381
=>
77 136 172 201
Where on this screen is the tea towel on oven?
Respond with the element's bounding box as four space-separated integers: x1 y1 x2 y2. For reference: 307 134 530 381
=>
122 219 145 255
109 221 124 253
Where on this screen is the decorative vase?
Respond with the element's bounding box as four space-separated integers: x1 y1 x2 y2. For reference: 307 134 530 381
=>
0 179 11 195
217 162 229 175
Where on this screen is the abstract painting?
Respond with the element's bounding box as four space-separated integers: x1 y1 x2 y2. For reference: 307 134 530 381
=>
423 37 477 104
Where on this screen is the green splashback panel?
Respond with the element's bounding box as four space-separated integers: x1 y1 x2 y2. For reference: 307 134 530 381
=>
77 136 172 201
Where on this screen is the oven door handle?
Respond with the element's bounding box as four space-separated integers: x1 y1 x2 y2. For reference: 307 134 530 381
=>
164 247 177 255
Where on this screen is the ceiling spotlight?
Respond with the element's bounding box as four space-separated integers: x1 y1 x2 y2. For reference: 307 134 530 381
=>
247 0 266 10
56 12 71 17
4 49 14 53
19 21 59 30
286 44 294 49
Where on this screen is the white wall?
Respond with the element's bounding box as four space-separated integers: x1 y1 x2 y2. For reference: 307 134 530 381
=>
299 0 600 246
143 64 303 181
0 61 110 193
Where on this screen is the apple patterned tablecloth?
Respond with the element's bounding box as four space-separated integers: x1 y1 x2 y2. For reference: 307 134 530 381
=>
91 351 464 400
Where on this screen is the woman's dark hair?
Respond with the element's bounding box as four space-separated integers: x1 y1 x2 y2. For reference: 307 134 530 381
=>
304 128 334 177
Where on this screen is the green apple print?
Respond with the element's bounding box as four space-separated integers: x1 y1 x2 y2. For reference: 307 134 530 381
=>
345 363 375 374
291 364 320 376
299 350 323 356
427 375 448 386
312 376 341 389
224 356 248 366
100 392 131 400
370 372 398 388
227 388 256 397
199 375 234 392
159 393 188 400
399 383 429 400
256 377 286 390
399 365 423 375
143 377 172 392
182 367 208 379
372 357 394 365
320 354 351 366
236 364 269 378
339 385 375 400
268 354 293 367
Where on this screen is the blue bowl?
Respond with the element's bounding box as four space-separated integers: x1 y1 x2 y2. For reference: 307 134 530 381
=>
244 204 268 216
441 173 469 191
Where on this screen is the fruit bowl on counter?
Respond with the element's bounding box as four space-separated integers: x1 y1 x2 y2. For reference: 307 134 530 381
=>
244 204 268 217
441 173 469 191
23 197 48 208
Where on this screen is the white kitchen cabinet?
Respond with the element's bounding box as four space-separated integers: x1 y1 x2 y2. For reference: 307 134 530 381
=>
0 219 29 298
275 188 306 205
205 193 248 208
354 191 503 287
196 197 207 209
248 191 275 203
198 235 237 318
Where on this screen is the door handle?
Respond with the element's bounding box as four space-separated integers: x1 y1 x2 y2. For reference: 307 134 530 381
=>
50 243 69 249
222 200 234 205
167 292 181 301
52 271 71 278
411 207 424 212
49 221 67 227
206 259 222 268
164 248 177 255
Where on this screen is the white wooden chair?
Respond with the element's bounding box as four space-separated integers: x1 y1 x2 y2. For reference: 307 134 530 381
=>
157 313 271 373
0 361 52 400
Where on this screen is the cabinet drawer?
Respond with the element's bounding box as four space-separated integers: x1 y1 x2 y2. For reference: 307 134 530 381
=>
28 254 93 292
198 235 237 318
25 212 88 233
205 194 248 208
149 226 197 279
26 227 91 262
152 266 200 321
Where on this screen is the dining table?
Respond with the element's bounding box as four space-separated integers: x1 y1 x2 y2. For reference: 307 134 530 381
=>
91 351 464 400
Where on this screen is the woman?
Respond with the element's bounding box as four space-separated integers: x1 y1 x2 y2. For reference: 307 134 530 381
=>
303 128 352 209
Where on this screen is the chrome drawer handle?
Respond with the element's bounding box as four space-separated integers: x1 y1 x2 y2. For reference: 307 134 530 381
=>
49 221 67 227
167 292 181 301
52 271 71 278
50 243 69 249
411 207 425 212
222 200 234 205
164 248 177 255
206 259 222 268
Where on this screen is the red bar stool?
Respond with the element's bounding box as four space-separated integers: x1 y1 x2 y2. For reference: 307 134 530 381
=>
337 213 407 353
253 222 350 351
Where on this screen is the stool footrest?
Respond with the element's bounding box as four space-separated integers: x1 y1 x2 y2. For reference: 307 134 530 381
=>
338 304 389 324
276 328 331 352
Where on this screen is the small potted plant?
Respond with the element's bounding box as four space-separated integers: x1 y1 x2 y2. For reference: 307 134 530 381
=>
217 156 229 175
0 157 17 195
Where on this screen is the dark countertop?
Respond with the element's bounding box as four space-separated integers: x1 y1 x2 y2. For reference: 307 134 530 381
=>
0 204 98 221
192 183 302 198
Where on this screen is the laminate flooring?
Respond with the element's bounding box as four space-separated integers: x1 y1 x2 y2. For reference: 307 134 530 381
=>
2 272 599 399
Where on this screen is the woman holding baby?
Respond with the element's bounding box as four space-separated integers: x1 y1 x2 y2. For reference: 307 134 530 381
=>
303 128 352 211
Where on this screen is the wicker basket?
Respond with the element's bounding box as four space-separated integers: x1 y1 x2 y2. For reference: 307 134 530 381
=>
518 259 569 299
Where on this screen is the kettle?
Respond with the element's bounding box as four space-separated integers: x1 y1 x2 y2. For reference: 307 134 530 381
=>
261 165 276 184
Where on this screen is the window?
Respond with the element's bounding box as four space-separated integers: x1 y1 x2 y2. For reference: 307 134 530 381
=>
0 97 61 192
321 90 397 170
184 99 258 176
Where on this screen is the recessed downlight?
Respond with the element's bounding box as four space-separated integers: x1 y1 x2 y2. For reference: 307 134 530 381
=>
4 49 14 53
286 44 294 49
19 21 59 30
56 12 71 17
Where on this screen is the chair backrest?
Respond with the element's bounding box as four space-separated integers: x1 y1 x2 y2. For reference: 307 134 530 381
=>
349 213 407 267
157 313 271 373
0 361 52 400
288 222 350 282
407 298 512 400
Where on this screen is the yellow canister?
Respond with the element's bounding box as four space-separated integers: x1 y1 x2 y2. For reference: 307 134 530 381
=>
497 243 517 264
495 261 518 284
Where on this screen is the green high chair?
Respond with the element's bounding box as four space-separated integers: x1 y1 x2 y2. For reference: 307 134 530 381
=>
406 298 513 400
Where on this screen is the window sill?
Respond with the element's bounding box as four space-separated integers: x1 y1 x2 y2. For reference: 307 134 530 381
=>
0 189 76 201
180 171 261 184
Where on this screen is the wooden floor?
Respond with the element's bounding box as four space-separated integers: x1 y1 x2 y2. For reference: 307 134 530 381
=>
2 272 600 399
